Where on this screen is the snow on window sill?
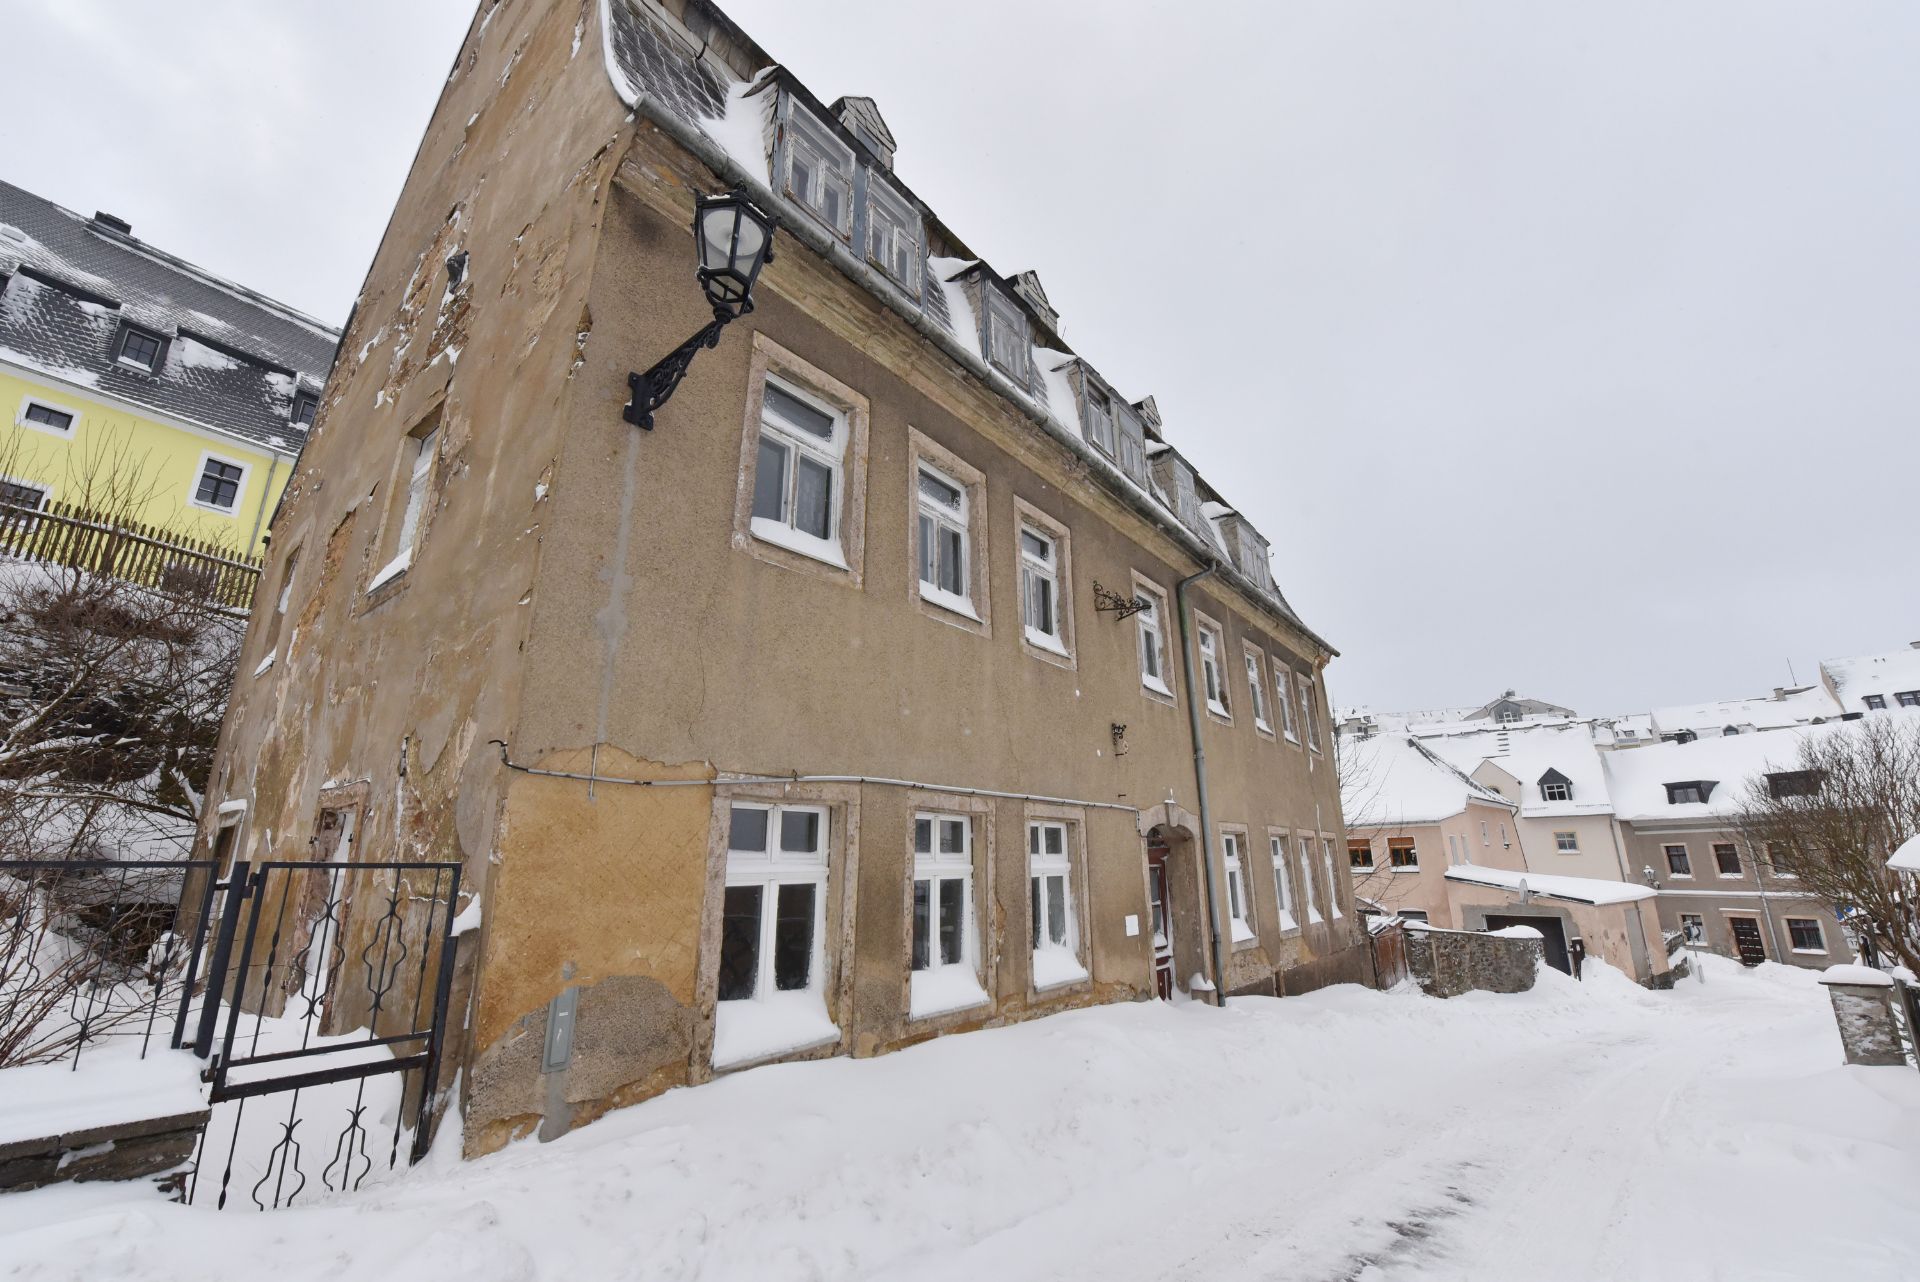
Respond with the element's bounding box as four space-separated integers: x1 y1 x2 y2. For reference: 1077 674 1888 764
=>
1031 947 1088 991
918 584 981 622
1206 699 1231 720
712 990 839 1070
1254 718 1273 735
1229 917 1255 944
1141 673 1174 699
909 966 990 1019
1023 626 1070 658
1307 911 1324 926
749 517 848 571
367 550 412 595
1277 911 1298 933
1792 947 1829 956
252 650 276 678
1390 865 1420 874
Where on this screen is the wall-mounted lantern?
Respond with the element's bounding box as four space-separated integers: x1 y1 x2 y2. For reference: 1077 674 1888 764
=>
623 188 780 430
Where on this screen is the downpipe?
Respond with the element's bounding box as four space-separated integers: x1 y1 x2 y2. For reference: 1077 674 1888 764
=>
1175 564 1230 1006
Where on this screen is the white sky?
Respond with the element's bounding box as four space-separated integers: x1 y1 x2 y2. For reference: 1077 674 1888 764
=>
4 0 1915 715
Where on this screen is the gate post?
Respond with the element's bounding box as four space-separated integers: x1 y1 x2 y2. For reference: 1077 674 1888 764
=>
191 862 252 1058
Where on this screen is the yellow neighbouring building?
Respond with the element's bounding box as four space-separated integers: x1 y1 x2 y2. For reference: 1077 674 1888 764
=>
0 179 338 556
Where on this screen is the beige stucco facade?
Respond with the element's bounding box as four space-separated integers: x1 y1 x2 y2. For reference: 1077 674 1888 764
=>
1348 798 1523 928
199 0 1363 1158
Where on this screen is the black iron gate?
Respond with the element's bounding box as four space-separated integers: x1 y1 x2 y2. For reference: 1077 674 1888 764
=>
183 858 463 1210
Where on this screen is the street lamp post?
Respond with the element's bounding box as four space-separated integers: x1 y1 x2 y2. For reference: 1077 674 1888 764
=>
623 188 779 430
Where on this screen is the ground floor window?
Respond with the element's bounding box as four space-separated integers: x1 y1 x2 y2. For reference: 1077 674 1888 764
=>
1322 838 1343 919
1271 836 1297 932
1786 918 1827 954
714 802 836 1068
1679 913 1706 945
912 813 987 1017
1299 835 1322 924
1664 844 1692 877
1028 821 1086 988
1221 832 1254 941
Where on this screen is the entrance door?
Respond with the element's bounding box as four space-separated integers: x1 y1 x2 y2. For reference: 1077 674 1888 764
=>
1483 913 1572 975
1146 830 1175 1000
1728 916 1768 965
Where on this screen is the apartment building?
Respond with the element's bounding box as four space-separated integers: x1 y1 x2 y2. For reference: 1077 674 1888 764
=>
200 0 1361 1156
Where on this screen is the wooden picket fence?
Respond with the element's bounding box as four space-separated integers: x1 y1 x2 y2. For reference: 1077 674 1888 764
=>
0 499 262 608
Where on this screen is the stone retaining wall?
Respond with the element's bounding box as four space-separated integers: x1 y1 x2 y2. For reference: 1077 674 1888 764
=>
1405 926 1540 998
0 1108 207 1195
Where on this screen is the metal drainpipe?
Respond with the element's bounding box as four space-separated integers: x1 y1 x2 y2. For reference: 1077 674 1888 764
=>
247 453 281 552
1175 563 1229 1005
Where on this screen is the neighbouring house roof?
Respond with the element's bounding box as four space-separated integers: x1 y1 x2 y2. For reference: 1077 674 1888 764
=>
598 0 1330 655
1599 724 1833 823
1443 863 1655 907
0 178 338 453
1822 645 1920 715
1648 685 1842 738
1342 733 1515 828
1889 835 1920 874
1418 722 1615 819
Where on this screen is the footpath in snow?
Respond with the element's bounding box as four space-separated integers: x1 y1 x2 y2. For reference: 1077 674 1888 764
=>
4 957 1920 1281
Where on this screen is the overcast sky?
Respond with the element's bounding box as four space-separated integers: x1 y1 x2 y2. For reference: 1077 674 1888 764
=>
5 1 1915 716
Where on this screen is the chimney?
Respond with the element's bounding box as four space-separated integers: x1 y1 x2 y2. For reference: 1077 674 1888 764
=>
91 211 132 236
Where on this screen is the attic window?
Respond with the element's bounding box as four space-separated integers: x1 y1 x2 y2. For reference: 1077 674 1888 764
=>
863 178 920 293
1766 770 1819 799
1899 691 1920 708
1863 694 1887 711
984 292 1029 382
1664 780 1717 805
1537 770 1573 803
116 324 163 371
1083 385 1115 456
783 101 854 239
291 391 318 427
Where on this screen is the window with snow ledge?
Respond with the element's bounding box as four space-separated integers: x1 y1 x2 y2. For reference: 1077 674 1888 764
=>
1270 834 1298 932
1274 658 1300 743
368 410 440 596
1243 646 1272 735
714 801 838 1069
1196 613 1231 721
1015 499 1074 667
1134 574 1173 700
780 97 854 240
1349 839 1373 870
1297 670 1324 753
17 395 77 437
1221 830 1254 943
1664 844 1693 878
1786 917 1827 954
1321 837 1343 919
1028 820 1087 989
908 429 991 635
1388 836 1417 870
1298 833 1323 924
911 813 988 1018
735 335 870 587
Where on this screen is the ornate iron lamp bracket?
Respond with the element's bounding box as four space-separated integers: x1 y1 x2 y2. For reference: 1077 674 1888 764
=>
623 308 735 430
1092 580 1151 619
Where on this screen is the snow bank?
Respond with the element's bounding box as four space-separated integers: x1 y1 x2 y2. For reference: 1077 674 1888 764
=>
1819 963 1895 988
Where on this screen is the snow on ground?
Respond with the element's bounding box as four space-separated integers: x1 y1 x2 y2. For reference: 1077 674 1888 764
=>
5 958 1920 1281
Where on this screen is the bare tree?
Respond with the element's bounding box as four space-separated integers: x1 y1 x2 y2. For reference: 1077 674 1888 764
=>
1733 717 1920 972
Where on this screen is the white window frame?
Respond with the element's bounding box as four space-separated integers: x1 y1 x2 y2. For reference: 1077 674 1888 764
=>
370 423 436 592
750 375 849 569
1322 837 1342 919
1197 614 1231 720
1018 522 1064 654
1134 575 1172 700
1298 834 1322 925
714 801 836 1067
916 461 974 618
0 474 51 516
1083 384 1116 456
783 99 855 238
1270 834 1298 933
1785 917 1827 955
1664 843 1693 879
1222 830 1253 943
115 324 163 371
736 335 870 587
188 450 251 515
16 394 79 439
1027 821 1083 986
1297 670 1322 752
985 291 1029 382
1244 646 1272 734
1554 831 1579 854
1275 659 1299 743
864 176 921 292
911 812 987 1017
1541 781 1572 802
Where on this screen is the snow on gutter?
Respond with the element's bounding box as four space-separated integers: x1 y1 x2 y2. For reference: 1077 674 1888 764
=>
595 0 1335 659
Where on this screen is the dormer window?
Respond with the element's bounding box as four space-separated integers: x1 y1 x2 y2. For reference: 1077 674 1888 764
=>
782 101 854 238
1863 694 1887 711
116 324 163 371
863 178 920 293
1664 780 1717 805
984 292 1029 382
291 391 318 427
1767 770 1819 799
1537 768 1573 803
1083 386 1115 456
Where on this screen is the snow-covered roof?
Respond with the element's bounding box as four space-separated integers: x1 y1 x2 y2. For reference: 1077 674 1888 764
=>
1342 733 1515 828
1889 835 1920 874
598 0 1330 652
1600 725 1823 823
1443 863 1655 906
1419 722 1614 818
0 179 336 452
1821 645 1920 715
1648 685 1842 738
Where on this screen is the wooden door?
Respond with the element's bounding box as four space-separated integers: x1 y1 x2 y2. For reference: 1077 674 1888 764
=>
1729 916 1767 966
1147 831 1175 999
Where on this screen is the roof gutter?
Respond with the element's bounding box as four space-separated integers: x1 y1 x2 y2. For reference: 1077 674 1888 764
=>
607 46 1335 659
1175 563 1230 1004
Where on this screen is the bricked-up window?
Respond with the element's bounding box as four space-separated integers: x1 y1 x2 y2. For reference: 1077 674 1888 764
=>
783 100 854 238
1786 918 1827 953
1349 840 1373 870
1665 844 1692 877
1222 831 1252 941
21 400 74 434
193 457 245 512
1198 618 1230 718
1271 836 1298 931
116 325 163 370
911 813 987 1018
864 176 920 293
752 380 847 566
1713 843 1742 877
719 804 828 1004
1388 837 1417 869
